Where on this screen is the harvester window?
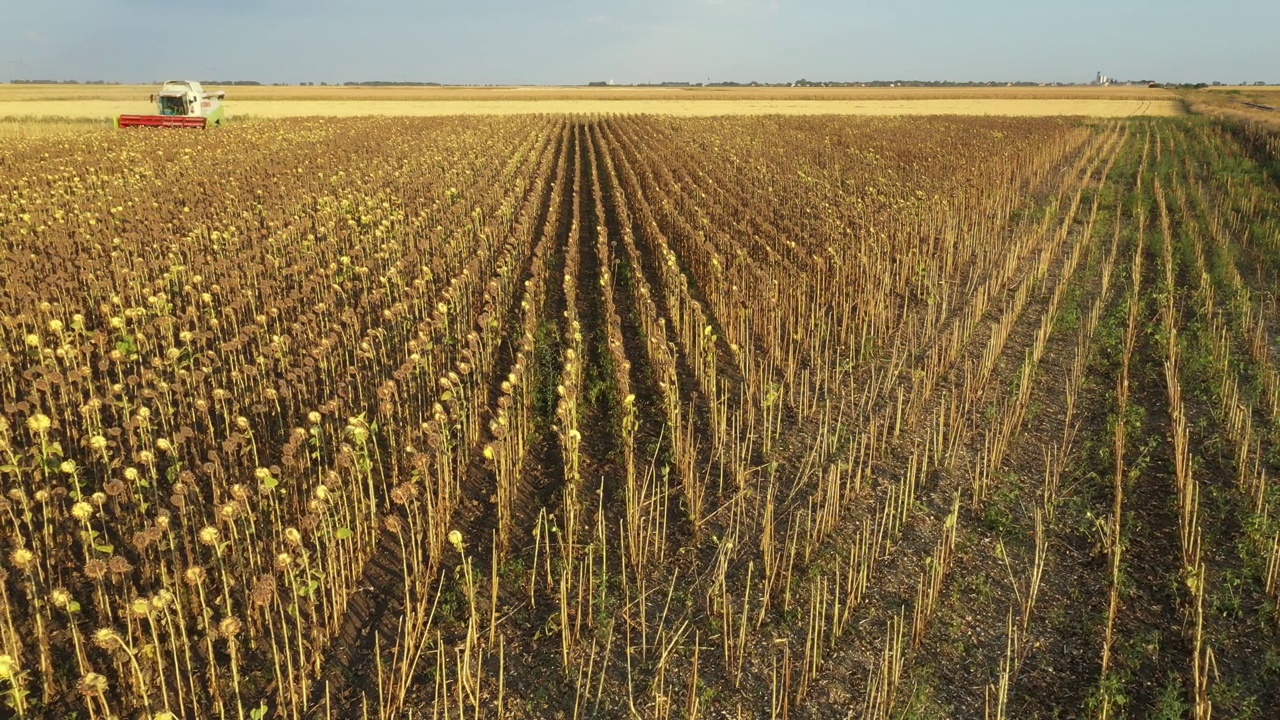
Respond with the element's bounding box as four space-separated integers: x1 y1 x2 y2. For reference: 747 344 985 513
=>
159 96 187 116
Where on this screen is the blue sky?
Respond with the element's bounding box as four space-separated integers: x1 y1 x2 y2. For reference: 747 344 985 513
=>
1 0 1275 85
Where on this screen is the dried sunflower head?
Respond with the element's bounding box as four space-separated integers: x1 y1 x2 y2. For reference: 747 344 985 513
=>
252 574 277 607
108 556 133 575
10 548 34 570
26 413 52 434
84 558 108 580
78 672 109 696
198 526 220 546
92 627 124 650
218 617 242 639
129 597 151 618
151 590 174 611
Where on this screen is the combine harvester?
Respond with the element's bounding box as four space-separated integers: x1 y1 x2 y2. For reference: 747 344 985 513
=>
116 80 226 128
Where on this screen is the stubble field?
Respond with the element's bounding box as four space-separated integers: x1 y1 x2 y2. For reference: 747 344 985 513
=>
1 103 1279 720
1182 87 1280 130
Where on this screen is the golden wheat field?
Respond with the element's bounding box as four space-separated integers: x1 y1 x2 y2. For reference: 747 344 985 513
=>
0 83 1184 120
3 103 1280 720
0 84 1180 102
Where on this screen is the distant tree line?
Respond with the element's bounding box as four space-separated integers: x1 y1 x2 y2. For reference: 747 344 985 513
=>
1165 82 1274 90
8 79 122 85
8 77 1270 89
793 80 1037 87
586 79 1174 88
341 81 444 87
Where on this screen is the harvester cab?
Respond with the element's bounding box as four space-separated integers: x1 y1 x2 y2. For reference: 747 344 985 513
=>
117 81 226 129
